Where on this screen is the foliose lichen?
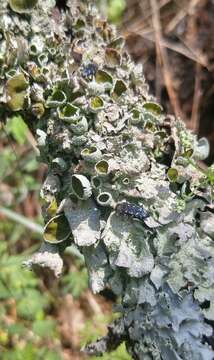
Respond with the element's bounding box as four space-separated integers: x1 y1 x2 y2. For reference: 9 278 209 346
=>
1 0 214 359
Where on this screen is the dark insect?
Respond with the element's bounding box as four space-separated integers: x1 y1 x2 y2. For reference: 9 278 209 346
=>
115 202 150 221
81 63 97 79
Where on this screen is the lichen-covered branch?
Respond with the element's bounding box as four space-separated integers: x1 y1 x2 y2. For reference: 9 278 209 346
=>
1 0 214 359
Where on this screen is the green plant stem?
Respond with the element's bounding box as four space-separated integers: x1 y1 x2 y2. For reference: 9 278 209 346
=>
0 206 43 234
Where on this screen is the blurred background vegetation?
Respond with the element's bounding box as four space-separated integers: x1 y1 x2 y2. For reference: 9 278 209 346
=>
0 0 213 358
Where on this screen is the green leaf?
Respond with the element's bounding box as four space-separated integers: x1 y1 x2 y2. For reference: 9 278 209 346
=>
91 343 131 360
32 319 56 338
107 0 126 24
38 350 62 360
207 165 214 185
2 343 35 360
6 115 28 145
6 73 28 111
7 323 26 336
16 289 49 320
62 268 88 298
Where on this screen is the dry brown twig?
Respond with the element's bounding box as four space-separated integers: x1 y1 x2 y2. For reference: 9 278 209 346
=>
189 62 202 133
150 0 182 117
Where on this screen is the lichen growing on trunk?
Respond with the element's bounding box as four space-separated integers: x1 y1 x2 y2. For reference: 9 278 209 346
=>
1 0 214 359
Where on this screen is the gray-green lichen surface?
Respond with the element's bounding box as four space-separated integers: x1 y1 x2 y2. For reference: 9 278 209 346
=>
1 0 214 359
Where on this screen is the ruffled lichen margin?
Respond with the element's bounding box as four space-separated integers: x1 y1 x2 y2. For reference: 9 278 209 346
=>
1 0 214 358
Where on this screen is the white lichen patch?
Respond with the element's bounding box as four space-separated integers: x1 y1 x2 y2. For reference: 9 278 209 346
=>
64 198 101 247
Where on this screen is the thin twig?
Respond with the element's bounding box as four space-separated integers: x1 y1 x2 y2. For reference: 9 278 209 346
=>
189 63 202 133
166 0 201 33
123 0 171 30
150 0 182 117
123 28 208 68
